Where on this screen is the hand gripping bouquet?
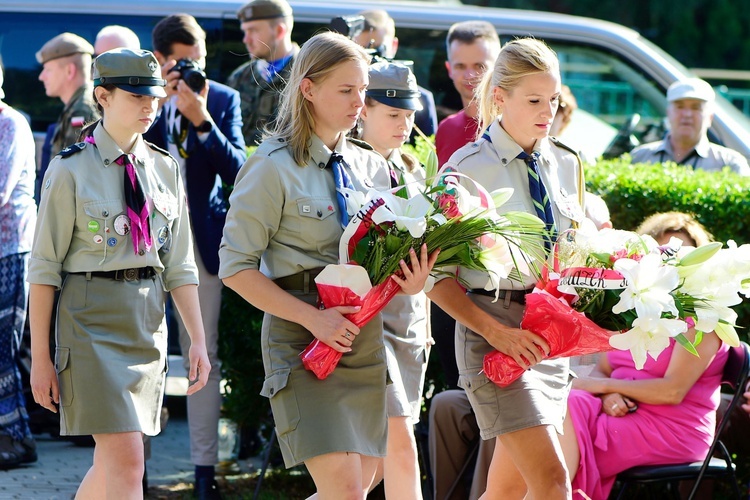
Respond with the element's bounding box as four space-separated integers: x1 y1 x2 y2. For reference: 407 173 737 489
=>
483 225 750 387
300 168 549 379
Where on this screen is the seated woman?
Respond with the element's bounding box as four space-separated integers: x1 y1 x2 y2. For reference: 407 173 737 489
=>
558 212 729 500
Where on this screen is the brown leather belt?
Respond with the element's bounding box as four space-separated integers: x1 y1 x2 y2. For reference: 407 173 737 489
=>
468 288 529 304
73 267 156 281
273 268 325 294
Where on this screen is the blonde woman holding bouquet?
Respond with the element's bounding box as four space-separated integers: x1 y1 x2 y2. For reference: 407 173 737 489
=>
356 61 430 499
219 32 435 499
428 37 585 499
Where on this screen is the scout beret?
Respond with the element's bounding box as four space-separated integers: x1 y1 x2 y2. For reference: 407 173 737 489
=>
36 33 94 65
366 62 423 111
237 0 293 23
667 78 715 103
93 48 167 98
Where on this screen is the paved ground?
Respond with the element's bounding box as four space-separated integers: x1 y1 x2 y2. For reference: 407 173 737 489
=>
0 356 262 499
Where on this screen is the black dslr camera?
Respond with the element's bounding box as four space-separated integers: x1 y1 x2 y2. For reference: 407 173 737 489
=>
170 59 207 93
329 15 367 40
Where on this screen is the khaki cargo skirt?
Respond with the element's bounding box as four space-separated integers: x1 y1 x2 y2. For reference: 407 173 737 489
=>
260 290 388 468
456 293 571 440
55 273 167 436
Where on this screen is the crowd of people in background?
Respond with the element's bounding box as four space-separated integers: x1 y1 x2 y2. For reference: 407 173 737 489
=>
1 0 750 499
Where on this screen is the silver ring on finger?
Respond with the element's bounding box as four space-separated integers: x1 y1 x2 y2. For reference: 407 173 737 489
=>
611 403 618 410
345 332 351 339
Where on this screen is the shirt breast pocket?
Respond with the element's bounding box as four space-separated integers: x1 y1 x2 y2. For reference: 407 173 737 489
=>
291 196 339 241
82 199 124 238
152 193 179 253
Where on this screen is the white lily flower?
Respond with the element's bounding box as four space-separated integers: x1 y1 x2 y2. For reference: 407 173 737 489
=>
612 253 679 318
339 187 367 216
478 236 514 290
609 315 687 369
372 190 434 238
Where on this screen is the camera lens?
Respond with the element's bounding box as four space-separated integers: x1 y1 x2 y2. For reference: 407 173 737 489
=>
182 69 206 93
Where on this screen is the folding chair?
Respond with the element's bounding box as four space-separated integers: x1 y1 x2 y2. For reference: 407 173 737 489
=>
614 341 750 500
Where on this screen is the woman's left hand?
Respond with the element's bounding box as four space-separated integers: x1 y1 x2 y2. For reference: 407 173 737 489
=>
186 343 211 396
391 244 440 295
601 392 637 417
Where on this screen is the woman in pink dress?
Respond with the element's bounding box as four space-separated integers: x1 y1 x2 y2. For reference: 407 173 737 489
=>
561 335 728 500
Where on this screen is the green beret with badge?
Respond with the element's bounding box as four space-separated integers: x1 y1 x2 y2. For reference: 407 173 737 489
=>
36 32 94 65
237 0 293 22
93 48 167 98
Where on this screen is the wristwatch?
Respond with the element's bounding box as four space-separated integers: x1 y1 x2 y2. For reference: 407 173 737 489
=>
196 120 213 133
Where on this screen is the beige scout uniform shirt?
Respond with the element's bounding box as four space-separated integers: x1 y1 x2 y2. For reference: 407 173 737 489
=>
444 119 584 291
219 134 389 280
28 123 197 291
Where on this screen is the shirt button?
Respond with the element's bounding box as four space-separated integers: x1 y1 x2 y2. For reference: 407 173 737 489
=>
138 249 145 256
318 162 325 169
104 159 110 165
102 210 109 217
502 158 508 164
269 388 275 395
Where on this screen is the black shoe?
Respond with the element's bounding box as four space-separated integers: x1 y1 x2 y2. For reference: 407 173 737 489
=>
195 477 222 500
0 434 23 470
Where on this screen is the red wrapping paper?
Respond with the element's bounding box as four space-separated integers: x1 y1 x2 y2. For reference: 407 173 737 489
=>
299 277 401 380
482 292 615 387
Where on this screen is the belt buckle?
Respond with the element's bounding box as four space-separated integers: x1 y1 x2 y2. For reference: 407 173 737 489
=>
123 268 138 281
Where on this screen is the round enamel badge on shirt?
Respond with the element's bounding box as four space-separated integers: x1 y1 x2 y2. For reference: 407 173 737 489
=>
87 220 100 233
107 237 117 247
114 214 131 236
93 235 103 244
157 226 169 245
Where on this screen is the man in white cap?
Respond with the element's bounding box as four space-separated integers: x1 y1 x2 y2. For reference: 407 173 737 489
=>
630 77 749 175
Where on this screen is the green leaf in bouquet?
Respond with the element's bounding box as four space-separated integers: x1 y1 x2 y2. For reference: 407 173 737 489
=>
490 188 514 208
501 211 546 230
589 252 614 267
432 243 467 264
424 148 439 187
351 234 372 266
678 241 722 267
674 333 699 356
385 233 404 254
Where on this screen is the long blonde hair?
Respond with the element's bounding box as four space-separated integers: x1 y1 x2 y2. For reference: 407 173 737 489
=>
266 31 371 166
475 38 559 139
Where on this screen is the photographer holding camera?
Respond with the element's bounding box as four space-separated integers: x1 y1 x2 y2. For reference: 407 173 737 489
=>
146 13 246 500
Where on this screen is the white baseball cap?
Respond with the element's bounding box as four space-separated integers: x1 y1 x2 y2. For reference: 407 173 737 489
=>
666 78 715 103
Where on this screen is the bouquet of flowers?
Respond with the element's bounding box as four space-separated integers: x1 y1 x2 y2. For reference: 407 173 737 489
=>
300 170 549 379
483 226 750 387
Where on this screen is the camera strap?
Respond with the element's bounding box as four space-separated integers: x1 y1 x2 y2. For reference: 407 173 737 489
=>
170 114 190 159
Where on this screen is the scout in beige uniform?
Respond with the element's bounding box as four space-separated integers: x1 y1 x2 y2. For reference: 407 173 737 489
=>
28 48 210 498
219 32 435 497
356 61 430 498
428 38 584 499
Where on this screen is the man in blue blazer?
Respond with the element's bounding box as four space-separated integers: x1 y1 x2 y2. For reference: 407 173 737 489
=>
147 14 246 500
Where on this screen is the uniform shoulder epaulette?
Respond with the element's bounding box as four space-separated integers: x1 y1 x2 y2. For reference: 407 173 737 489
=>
145 140 171 157
57 142 86 158
348 137 374 151
450 140 482 163
550 136 580 158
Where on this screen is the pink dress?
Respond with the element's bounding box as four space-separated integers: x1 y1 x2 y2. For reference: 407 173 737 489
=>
569 339 729 500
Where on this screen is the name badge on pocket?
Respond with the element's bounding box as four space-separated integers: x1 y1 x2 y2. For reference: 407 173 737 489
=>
555 194 585 223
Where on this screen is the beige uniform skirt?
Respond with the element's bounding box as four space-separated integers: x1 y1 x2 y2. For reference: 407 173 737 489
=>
456 293 571 440
55 273 167 436
260 290 388 468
